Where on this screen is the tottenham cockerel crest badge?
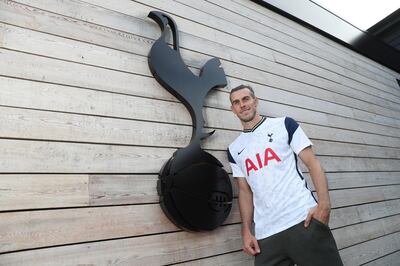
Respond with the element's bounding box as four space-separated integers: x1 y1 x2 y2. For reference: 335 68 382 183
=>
147 11 233 231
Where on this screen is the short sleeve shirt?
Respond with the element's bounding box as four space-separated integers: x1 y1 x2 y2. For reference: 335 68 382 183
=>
227 116 317 240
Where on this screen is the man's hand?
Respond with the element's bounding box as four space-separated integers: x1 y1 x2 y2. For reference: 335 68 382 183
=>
299 147 332 228
304 203 331 227
242 230 260 256
236 178 260 256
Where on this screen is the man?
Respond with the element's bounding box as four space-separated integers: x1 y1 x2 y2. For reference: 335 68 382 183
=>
227 85 343 266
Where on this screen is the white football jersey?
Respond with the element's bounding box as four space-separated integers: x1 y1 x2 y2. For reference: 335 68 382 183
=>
227 116 317 240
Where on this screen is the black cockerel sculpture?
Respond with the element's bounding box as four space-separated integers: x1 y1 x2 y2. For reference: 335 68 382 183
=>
148 11 233 231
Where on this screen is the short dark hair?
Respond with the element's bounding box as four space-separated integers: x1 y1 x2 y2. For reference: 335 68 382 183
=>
229 85 255 102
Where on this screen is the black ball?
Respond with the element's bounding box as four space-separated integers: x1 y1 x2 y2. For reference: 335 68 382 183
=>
158 149 233 231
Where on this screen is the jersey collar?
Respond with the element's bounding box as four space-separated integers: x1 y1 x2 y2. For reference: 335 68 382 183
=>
243 116 266 133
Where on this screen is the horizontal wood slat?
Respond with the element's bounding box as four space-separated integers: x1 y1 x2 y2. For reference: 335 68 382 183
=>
0 139 399 174
0 224 243 266
333 215 400 249
340 232 400 265
232 0 400 82
1 103 400 151
2 70 400 138
1 200 398 254
0 202 241 253
1 172 400 211
5 15 400 127
330 199 400 229
176 0 400 96
305 172 400 192
93 0 400 105
223 0 400 88
362 251 400 266
1 0 398 117
174 251 253 265
329 186 400 208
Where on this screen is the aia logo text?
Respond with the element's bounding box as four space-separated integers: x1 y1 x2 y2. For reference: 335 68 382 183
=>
245 147 281 175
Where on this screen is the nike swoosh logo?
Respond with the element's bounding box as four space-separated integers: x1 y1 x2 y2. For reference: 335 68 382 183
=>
238 148 245 155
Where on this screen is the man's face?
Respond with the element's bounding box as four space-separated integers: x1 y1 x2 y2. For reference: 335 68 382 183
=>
230 88 258 123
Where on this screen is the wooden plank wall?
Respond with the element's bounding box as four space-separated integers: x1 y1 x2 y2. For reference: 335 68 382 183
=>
0 0 399 265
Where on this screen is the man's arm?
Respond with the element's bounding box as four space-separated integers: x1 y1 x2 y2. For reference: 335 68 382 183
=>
299 146 331 227
236 177 260 256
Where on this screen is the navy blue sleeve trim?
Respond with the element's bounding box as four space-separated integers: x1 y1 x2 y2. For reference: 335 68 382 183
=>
284 117 299 145
227 148 236 164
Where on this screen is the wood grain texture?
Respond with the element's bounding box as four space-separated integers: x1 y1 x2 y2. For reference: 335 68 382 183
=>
176 0 400 96
340 232 400 265
0 138 399 174
0 190 398 253
329 199 400 229
2 70 400 139
2 19 400 129
362 251 400 266
0 174 89 210
1 103 400 151
174 251 253 265
333 215 400 249
0 201 240 253
0 0 399 264
231 0 400 82
2 1 400 118
98 0 400 106
309 171 400 190
1 172 399 210
0 174 164 210
0 224 243 266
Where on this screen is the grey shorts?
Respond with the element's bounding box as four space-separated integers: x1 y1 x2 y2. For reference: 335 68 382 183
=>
255 219 343 266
